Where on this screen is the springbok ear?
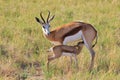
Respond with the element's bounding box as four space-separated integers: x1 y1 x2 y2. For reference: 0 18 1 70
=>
35 17 43 24
48 15 55 23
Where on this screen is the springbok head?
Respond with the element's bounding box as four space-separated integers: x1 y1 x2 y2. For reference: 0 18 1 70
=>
35 11 55 35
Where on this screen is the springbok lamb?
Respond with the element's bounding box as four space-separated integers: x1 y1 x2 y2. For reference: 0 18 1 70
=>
47 41 84 70
35 11 98 70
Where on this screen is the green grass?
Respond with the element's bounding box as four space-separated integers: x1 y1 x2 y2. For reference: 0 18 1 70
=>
0 0 120 80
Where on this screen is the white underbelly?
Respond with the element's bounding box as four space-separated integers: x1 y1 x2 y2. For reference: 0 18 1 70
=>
62 52 75 57
63 31 82 44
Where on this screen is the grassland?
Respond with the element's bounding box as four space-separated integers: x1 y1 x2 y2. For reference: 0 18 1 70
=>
0 0 120 80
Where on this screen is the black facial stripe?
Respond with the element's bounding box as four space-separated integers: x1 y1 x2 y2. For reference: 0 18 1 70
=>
43 26 45 28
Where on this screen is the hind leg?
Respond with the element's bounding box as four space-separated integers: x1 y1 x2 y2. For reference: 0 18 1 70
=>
84 41 95 71
82 31 96 70
87 48 95 70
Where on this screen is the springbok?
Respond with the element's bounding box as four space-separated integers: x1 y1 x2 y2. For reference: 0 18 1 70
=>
47 41 84 70
35 11 98 70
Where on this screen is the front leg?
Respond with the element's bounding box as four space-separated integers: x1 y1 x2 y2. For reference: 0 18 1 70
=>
68 56 73 71
73 55 78 69
47 53 61 71
70 56 73 65
47 55 55 71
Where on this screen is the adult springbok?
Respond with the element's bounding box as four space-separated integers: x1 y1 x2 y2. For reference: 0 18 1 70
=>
35 11 98 70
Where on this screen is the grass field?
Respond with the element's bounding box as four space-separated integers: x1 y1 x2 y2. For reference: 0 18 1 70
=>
0 0 120 80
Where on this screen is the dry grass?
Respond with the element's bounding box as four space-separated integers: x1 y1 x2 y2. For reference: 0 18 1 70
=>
0 0 120 80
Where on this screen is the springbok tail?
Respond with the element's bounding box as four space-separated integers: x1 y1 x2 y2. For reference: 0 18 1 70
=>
92 32 98 48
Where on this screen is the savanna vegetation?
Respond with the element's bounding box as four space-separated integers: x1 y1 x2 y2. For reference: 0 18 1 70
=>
0 0 120 80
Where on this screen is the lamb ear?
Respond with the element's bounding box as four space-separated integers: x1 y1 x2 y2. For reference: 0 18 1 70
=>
35 17 43 24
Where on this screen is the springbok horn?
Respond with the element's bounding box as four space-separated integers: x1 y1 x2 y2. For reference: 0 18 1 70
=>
47 11 50 23
40 12 46 23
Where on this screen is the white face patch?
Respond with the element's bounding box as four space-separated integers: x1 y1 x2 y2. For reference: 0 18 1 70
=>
42 24 50 35
63 30 82 45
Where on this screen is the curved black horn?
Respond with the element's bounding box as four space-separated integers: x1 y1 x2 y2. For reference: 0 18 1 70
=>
40 12 46 23
47 11 50 23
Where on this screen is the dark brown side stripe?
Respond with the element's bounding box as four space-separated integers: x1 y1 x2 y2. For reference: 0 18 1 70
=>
62 49 75 53
63 26 83 40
